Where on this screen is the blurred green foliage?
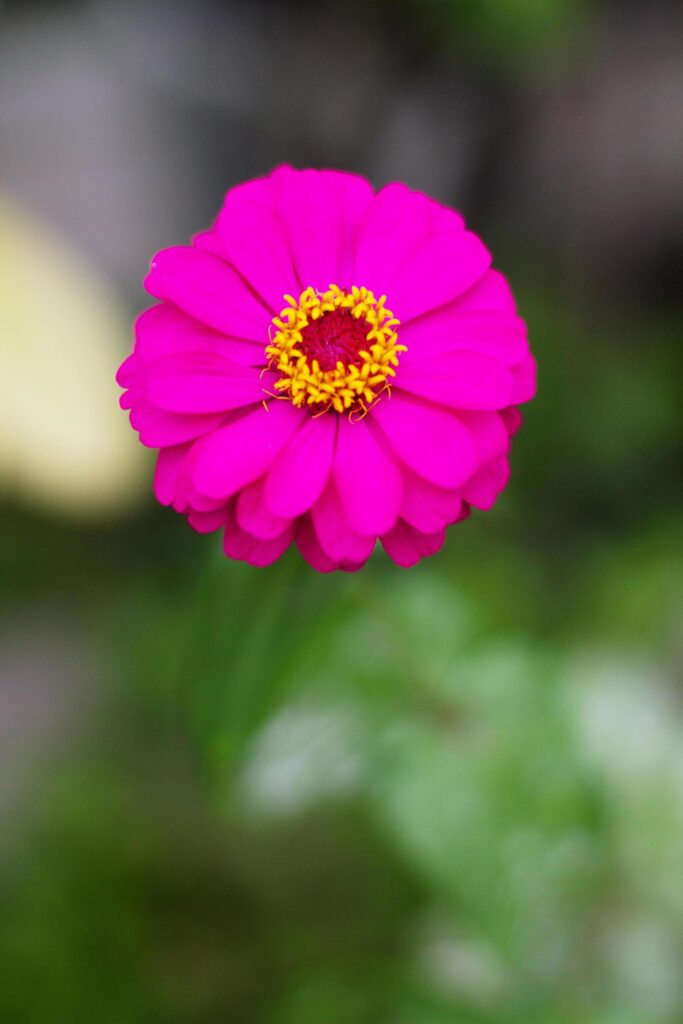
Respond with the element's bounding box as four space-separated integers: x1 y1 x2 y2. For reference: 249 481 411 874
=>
409 0 587 66
2 254 682 1022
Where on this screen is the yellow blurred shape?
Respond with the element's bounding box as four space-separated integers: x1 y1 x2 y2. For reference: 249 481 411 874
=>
0 194 147 518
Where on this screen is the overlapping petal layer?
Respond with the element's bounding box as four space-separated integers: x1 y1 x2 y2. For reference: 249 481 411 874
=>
117 166 535 570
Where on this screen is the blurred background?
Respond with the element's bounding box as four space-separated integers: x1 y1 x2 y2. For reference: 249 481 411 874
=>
1 0 682 1021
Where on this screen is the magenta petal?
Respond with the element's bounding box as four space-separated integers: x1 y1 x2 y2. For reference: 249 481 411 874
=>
400 311 530 367
264 412 337 518
323 170 375 284
311 481 376 563
129 401 223 448
456 410 509 464
179 487 225 513
214 181 298 311
461 456 510 510
220 170 281 210
396 350 514 410
338 560 368 574
400 471 462 533
146 356 263 414
192 229 224 258
389 230 491 322
501 407 523 436
154 444 191 506
187 506 232 533
144 246 269 341
223 515 295 567
449 268 517 315
116 353 143 389
381 520 446 568
236 477 293 540
511 355 537 403
353 183 437 296
372 392 476 489
296 518 366 573
296 517 342 573
119 387 136 411
274 168 344 289
133 305 264 368
334 418 403 536
189 401 301 501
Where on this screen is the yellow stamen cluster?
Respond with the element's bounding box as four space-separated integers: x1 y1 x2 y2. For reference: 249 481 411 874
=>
265 284 405 416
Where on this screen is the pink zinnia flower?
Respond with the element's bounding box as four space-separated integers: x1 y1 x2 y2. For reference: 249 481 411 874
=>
117 166 535 571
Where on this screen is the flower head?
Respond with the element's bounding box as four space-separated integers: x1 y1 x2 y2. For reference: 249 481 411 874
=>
117 166 536 571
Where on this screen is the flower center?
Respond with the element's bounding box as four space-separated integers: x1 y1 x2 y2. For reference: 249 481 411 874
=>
300 306 373 372
265 285 404 416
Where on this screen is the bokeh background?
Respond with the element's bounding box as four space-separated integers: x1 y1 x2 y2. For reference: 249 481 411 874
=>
1 1 683 1021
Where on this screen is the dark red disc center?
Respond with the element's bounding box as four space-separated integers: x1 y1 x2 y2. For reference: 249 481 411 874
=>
299 308 372 372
